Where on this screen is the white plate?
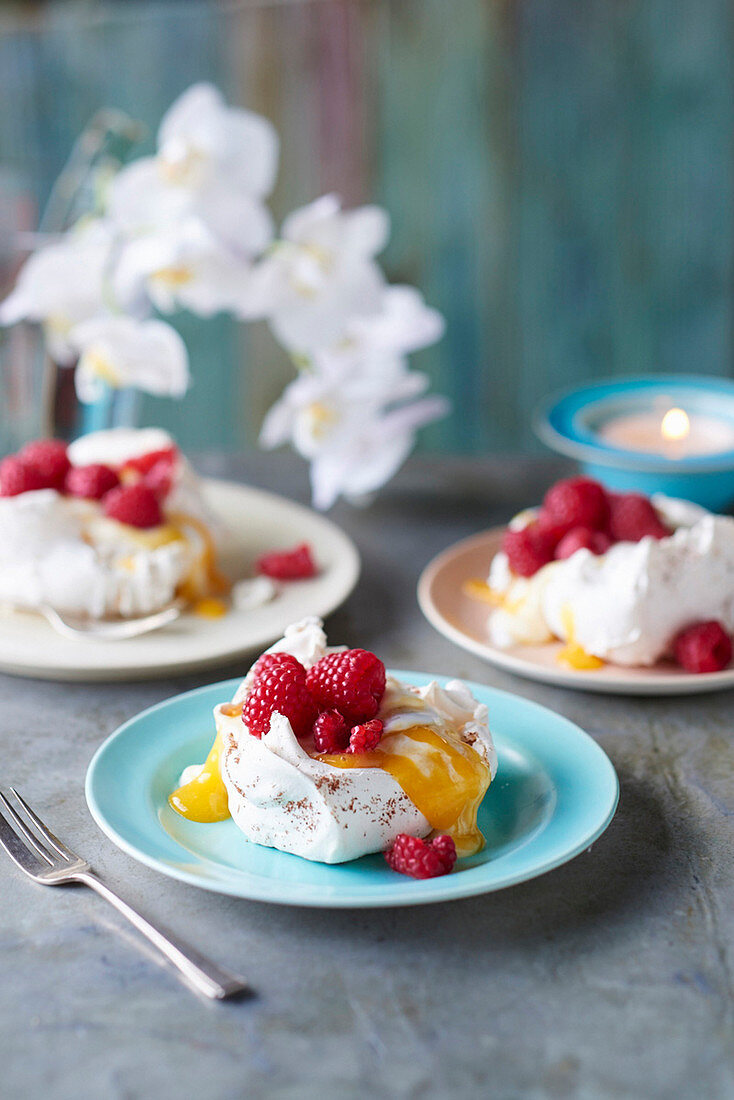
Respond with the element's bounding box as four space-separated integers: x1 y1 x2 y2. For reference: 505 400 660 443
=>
418 527 734 696
0 479 360 682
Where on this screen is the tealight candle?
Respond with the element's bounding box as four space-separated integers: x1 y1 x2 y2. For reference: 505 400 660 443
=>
534 376 734 512
597 406 734 459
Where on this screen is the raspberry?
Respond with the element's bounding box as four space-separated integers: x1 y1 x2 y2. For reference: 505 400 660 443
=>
103 483 163 529
535 510 574 546
243 652 317 739
672 621 733 674
502 523 556 577
18 439 70 490
250 651 295 681
543 477 610 532
607 493 670 542
384 834 457 879
256 542 317 581
348 719 384 754
121 446 179 477
555 526 612 560
142 457 175 499
0 456 45 497
65 463 119 501
312 709 349 753
306 649 386 724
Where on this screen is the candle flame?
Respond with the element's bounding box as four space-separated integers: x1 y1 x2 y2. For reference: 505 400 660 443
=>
661 407 690 443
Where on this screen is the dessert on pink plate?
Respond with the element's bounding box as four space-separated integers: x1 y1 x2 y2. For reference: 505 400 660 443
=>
473 476 734 674
169 618 497 878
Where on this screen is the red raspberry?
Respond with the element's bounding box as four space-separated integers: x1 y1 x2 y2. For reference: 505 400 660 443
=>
65 463 119 501
543 477 610 532
385 834 457 879
502 523 556 577
607 493 670 543
672 621 733 673
535 510 574 546
0 456 46 497
555 526 613 560
18 439 70 490
306 649 386 724
103 483 163 529
312 709 349 753
121 446 179 477
256 542 317 581
243 652 317 738
142 457 175 499
348 719 384 754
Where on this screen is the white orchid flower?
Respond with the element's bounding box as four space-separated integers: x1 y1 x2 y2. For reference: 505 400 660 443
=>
0 220 114 363
113 218 254 317
108 84 278 257
247 194 389 350
305 397 449 509
69 316 189 404
346 285 445 356
260 355 448 509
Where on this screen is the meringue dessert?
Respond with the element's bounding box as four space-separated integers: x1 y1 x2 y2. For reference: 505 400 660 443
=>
0 428 229 620
476 476 734 672
169 618 497 866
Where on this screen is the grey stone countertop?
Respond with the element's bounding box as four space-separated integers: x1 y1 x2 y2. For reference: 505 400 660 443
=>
2 452 733 1100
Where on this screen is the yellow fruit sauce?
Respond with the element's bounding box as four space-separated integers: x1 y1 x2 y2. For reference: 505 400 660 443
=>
168 703 241 822
168 731 230 821
462 578 502 605
317 723 490 857
192 597 229 619
556 605 604 671
168 709 491 855
167 511 231 604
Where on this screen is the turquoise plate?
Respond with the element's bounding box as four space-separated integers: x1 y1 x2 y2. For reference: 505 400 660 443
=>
85 673 619 908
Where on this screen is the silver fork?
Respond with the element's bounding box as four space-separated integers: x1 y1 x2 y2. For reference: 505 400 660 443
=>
0 788 248 1001
37 600 185 641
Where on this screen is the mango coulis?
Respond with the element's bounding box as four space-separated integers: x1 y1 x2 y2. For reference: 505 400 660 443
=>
317 722 490 856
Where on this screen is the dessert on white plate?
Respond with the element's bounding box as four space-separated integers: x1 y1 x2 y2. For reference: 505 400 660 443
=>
169 618 497 877
473 476 734 674
0 428 230 620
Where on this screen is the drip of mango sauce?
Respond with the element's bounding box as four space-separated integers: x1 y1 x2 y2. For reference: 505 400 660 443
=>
168 731 229 821
192 597 229 619
317 723 490 857
167 704 241 821
463 577 529 617
557 605 604 671
166 511 231 604
462 578 502 605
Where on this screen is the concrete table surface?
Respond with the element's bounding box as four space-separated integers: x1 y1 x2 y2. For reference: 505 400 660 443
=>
2 453 733 1100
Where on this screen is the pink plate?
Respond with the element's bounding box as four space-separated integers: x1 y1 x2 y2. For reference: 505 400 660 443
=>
418 527 734 696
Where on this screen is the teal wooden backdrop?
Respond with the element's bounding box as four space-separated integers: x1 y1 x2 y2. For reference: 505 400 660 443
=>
1 0 733 455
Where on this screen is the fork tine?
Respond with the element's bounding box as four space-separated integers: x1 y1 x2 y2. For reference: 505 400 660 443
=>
0 792 55 866
0 798 51 874
8 788 76 862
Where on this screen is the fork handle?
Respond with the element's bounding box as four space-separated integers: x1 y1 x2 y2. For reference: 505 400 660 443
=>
74 871 249 1000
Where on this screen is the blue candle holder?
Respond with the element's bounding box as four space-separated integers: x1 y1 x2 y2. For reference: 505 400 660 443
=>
534 376 734 512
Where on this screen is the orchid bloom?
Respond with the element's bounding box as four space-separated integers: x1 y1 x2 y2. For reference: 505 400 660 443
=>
247 194 389 349
0 220 114 363
260 355 449 509
69 316 189 404
345 285 445 356
108 84 278 258
113 217 254 317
